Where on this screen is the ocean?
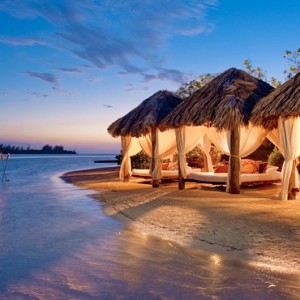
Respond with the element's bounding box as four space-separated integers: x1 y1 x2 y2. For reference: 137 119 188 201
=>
0 154 299 299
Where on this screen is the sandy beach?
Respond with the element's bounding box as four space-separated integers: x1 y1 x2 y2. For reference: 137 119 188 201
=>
62 167 300 275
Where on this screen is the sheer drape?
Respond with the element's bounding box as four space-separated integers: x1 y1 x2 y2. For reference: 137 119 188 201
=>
120 136 131 181
207 124 268 191
120 136 142 181
138 129 177 180
176 127 187 178
278 117 300 200
175 126 210 178
184 127 213 171
207 124 267 157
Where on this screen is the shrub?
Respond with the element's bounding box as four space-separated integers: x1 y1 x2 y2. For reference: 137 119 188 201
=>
115 150 151 169
131 151 151 169
268 147 284 169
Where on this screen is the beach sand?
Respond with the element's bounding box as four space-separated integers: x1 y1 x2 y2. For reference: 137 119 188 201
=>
62 167 300 274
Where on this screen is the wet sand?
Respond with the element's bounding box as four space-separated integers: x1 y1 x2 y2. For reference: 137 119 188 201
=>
62 167 300 274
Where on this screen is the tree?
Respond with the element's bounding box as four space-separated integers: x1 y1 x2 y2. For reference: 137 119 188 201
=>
243 59 266 80
175 73 217 99
42 144 53 153
243 59 282 87
283 48 300 79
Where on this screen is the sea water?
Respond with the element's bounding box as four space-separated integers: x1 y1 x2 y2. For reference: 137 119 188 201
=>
0 155 299 299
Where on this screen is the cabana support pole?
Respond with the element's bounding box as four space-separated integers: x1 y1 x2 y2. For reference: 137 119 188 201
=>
178 159 185 190
228 126 240 194
151 127 160 188
175 127 186 190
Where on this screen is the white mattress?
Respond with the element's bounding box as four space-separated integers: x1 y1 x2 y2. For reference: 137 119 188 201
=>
188 171 282 183
132 168 201 178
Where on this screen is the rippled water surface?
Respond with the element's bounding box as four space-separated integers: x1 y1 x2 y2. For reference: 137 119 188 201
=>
0 155 299 299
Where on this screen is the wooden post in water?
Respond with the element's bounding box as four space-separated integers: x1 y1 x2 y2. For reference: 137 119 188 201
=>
151 127 159 188
228 126 240 194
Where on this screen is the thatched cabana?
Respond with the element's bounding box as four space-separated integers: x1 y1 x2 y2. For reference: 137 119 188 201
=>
160 68 274 193
107 90 182 187
251 72 300 200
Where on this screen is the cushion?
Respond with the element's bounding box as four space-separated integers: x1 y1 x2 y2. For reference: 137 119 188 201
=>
241 159 259 174
167 162 178 171
162 163 169 170
259 162 268 173
266 165 279 173
214 164 228 173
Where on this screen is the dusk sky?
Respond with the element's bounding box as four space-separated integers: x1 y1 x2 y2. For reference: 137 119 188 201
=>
0 0 299 153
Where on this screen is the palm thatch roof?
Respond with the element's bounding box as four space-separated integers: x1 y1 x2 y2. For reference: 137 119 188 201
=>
251 72 300 130
107 90 182 138
159 68 274 131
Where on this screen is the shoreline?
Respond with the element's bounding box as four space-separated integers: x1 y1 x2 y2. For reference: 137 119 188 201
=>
62 167 300 274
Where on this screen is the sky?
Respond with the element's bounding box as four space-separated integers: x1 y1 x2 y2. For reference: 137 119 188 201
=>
0 0 299 154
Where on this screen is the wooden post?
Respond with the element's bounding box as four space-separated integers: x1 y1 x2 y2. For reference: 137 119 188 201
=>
228 126 240 194
151 127 159 188
178 157 185 190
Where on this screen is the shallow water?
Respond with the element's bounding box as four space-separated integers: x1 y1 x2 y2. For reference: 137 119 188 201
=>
0 155 299 299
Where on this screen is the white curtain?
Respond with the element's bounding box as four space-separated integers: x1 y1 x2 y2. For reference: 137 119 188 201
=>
138 130 177 160
207 124 268 191
119 137 142 181
207 127 231 155
152 128 162 180
120 136 131 181
184 126 213 171
207 123 267 157
277 117 300 200
176 127 187 178
138 129 177 180
267 129 280 149
198 133 214 172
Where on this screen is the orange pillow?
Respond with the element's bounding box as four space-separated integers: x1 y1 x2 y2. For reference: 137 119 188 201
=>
167 162 178 171
162 163 169 170
214 164 228 173
241 160 259 174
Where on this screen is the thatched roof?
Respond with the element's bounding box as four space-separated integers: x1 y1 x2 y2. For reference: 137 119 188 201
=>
159 68 274 131
251 72 300 130
107 90 182 137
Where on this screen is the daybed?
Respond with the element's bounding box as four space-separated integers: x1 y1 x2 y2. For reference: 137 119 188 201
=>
188 170 281 186
132 167 201 180
188 161 281 186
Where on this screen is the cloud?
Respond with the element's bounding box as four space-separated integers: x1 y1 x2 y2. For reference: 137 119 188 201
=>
0 1 217 84
25 71 58 86
31 92 50 98
124 84 149 92
0 36 45 46
103 104 113 108
87 77 102 83
58 67 82 74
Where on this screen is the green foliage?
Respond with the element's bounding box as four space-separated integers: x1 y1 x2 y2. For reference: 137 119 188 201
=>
116 150 151 169
283 48 300 79
186 147 204 167
186 145 224 168
131 151 151 169
243 59 266 80
209 144 224 166
115 152 122 165
268 147 284 167
175 73 217 99
243 48 300 87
